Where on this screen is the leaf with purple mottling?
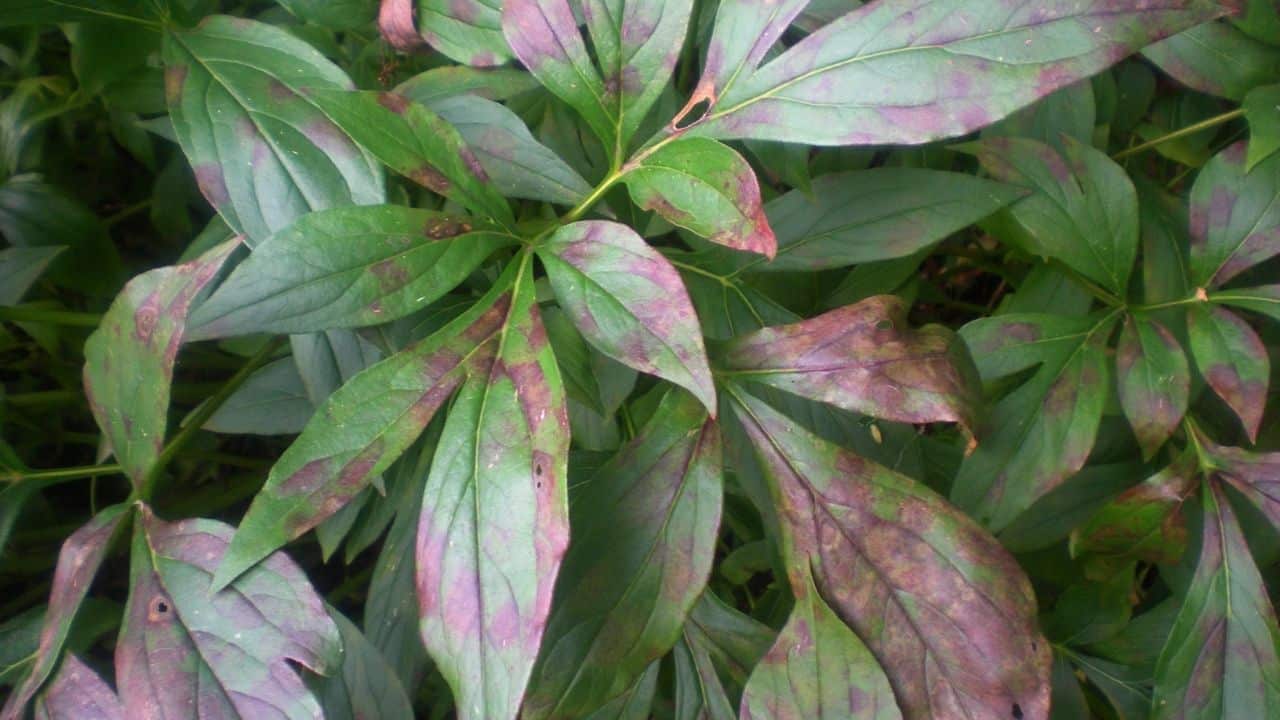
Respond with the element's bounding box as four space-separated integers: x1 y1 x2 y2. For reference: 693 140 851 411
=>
82 239 238 487
722 295 981 429
416 258 570 720
414 0 512 67
537 220 716 413
523 389 722 719
682 0 1223 146
622 137 776 258
34 655 122 720
1187 302 1270 442
1152 482 1280 719
1206 441 1280 534
119 507 341 720
306 89 512 225
1143 20 1280 101
673 592 775 720
740 570 901 720
163 16 384 246
729 386 1052 720
0 505 127 720
212 280 514 589
189 206 513 338
1189 141 1280 289
1116 315 1190 460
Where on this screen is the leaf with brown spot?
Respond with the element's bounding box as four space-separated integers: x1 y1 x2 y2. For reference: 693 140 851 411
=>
1188 141 1280 289
728 386 1051 720
416 257 570 720
1116 315 1190 460
722 295 981 430
34 655 122 720
523 389 722 719
413 0 513 67
538 220 716 414
1187 302 1269 442
622 137 776 258
82 239 238 488
188 205 513 338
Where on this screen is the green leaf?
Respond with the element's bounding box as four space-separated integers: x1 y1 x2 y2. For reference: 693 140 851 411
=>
622 137 776 257
0 0 153 27
306 89 513 225
82 239 239 487
311 608 416 720
416 259 570 720
396 67 541 105
1187 303 1270 442
1116 315 1190 459
581 662 658 720
954 312 1116 531
188 205 512 338
1245 84 1280 170
538 220 716 413
964 136 1138 296
0 246 64 306
34 655 122 720
412 0 512 67
722 295 981 429
0 176 124 297
740 571 902 720
1210 284 1280 322
1189 141 1280 289
117 507 341 719
213 280 513 588
1152 482 1280 719
1143 20 1280 101
673 592 774 720
524 389 722 719
684 0 1223 146
202 357 316 436
1234 0 1280 43
0 505 127 720
729 386 1051 720
274 0 377 30
163 16 385 246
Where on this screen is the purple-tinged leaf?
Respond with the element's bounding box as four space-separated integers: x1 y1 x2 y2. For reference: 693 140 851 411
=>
83 239 238 486
692 0 808 117
538 221 716 414
673 592 775 720
306 89 512 225
723 295 981 429
414 0 512 67
1205 441 1280 535
163 16 384 246
1187 303 1269 442
213 283 513 589
1211 284 1280 322
379 0 431 51
1070 450 1198 570
1189 141 1280 289
1116 315 1190 460
0 504 127 720
416 262 570 720
188 206 513 339
1152 482 1280 719
684 0 1224 146
730 387 1052 720
964 136 1138 296
502 0 613 150
120 507 341 720
524 390 722 719
1143 20 1280 101
34 655 122 720
622 137 776 258
741 571 901 720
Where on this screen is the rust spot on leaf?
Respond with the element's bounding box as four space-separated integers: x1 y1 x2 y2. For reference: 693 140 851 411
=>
377 91 412 114
408 165 452 194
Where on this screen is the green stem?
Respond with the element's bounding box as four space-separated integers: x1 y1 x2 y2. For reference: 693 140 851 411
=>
1 463 122 484
5 390 79 408
103 199 152 227
560 133 682 224
0 306 101 327
1132 292 1208 312
1113 108 1245 160
1051 261 1125 308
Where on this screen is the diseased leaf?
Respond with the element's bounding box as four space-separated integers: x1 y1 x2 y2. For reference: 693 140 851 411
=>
118 507 341 719
83 239 238 487
1143 20 1280 101
683 0 1224 146
163 16 384 245
312 608 416 720
1211 284 1280 322
416 260 570 720
729 387 1051 720
0 505 127 720
740 571 901 720
964 136 1138 296
414 0 512 67
1189 142 1280 289
622 137 775 258
1187 302 1269 442
1070 451 1198 569
0 246 64 305
538 220 716 413
306 89 512 225
1152 482 1280 719
34 655 122 720
213 282 513 588
1116 315 1190 459
524 389 722 719
1206 441 1280 534
722 295 981 429
188 205 512 338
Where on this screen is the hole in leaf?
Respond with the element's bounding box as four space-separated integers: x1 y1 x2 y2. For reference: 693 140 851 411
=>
673 99 711 131
148 596 171 622
535 464 543 477
1012 703 1023 719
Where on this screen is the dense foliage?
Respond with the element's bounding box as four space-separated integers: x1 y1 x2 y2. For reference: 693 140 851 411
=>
1 0 1278 718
